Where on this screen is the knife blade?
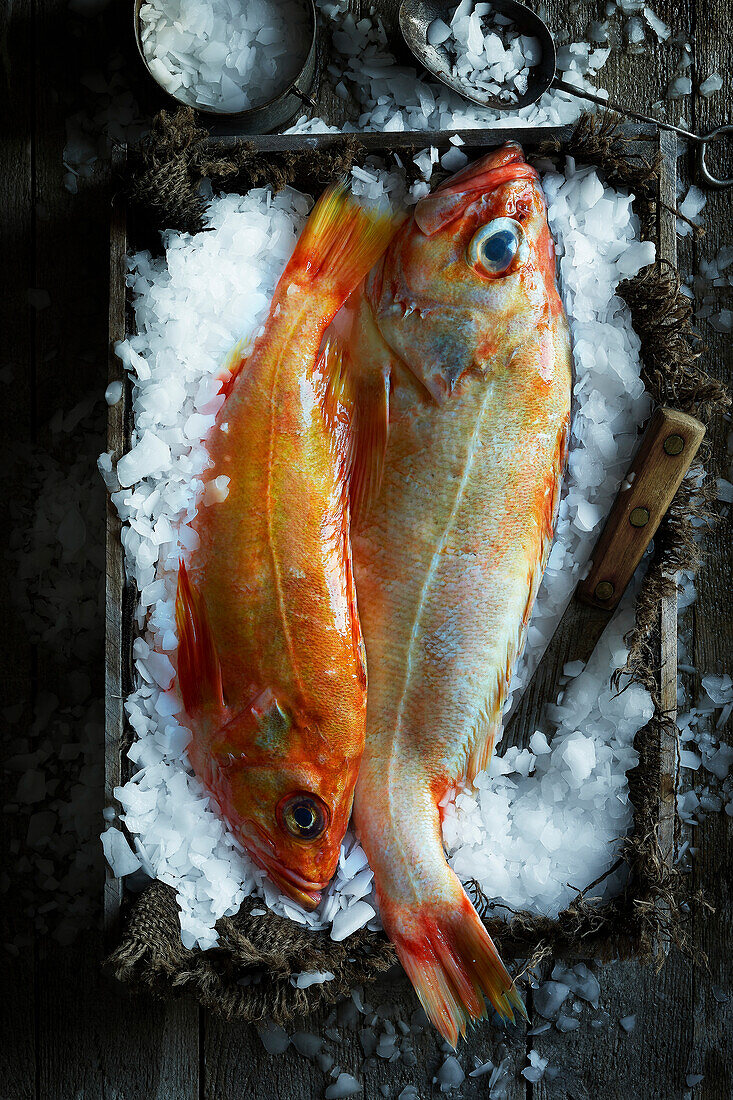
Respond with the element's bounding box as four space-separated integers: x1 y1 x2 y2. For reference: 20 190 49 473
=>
501 406 706 751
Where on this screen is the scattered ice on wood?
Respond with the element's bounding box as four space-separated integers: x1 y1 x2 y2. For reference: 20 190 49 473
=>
324 1073 362 1098
436 1054 465 1091
534 980 571 1019
699 73 723 97
521 1050 549 1081
101 827 143 877
642 6 670 40
677 185 706 237
256 1019 290 1054
291 1031 324 1058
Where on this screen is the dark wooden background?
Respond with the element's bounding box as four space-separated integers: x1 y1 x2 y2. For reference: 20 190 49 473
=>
1 0 731 1097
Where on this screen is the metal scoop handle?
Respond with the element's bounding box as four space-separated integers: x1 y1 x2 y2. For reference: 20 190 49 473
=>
398 0 731 188
553 79 733 190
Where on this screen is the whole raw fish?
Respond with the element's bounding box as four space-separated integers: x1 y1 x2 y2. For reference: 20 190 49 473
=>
345 145 572 1042
176 187 396 910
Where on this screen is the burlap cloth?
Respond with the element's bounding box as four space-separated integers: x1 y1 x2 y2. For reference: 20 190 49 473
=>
106 111 729 1023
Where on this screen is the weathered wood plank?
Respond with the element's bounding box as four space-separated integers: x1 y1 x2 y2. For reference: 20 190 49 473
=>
37 939 200 1100
0 0 38 1095
26 1 201 1096
204 970 528 1100
657 128 682 874
688 0 733 1095
105 149 129 937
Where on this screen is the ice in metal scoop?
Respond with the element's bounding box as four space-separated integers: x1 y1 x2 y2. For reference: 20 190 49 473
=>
399 0 733 188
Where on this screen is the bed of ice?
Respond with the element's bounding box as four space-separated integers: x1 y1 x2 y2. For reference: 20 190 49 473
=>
138 0 310 114
101 151 657 951
429 0 542 106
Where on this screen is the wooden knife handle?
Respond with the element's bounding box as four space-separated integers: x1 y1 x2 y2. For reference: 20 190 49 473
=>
577 407 705 611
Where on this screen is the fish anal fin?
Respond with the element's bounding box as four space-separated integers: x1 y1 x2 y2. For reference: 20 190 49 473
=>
175 561 224 719
463 703 501 788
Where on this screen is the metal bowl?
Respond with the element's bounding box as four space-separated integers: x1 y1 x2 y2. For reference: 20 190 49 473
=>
133 0 318 133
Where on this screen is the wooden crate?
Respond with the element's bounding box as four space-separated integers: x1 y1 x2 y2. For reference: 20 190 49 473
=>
105 126 679 954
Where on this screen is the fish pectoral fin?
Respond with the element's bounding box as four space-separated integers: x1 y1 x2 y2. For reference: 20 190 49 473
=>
209 687 292 765
175 561 225 718
349 356 390 527
464 694 503 787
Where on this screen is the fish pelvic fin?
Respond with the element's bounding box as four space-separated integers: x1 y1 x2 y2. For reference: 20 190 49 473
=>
278 184 398 306
175 561 224 718
386 882 526 1046
218 338 249 401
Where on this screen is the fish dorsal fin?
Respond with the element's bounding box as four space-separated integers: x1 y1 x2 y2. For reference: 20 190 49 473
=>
175 561 224 717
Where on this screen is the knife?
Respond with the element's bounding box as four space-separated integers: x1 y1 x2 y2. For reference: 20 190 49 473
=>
501 406 706 750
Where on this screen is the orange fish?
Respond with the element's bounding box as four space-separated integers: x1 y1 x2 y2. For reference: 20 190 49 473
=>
175 187 396 910
344 145 572 1042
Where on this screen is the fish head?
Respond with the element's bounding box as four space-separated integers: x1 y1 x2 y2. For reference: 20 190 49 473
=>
367 143 562 401
203 689 355 911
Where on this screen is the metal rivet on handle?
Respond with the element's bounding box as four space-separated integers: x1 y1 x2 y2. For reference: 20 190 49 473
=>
595 581 615 601
630 506 650 527
663 433 685 455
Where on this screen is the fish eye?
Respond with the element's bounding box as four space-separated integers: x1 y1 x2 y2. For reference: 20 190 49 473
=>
277 792 330 841
467 218 524 277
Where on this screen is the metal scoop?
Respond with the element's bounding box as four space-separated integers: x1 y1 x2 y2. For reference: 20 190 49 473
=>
399 0 732 188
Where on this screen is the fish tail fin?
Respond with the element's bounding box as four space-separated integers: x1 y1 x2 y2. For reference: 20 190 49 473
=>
278 184 397 305
386 882 526 1046
355 773 525 1046
175 561 224 717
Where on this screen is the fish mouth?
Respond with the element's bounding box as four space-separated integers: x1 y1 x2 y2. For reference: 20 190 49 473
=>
266 865 326 911
414 146 539 237
243 838 329 912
